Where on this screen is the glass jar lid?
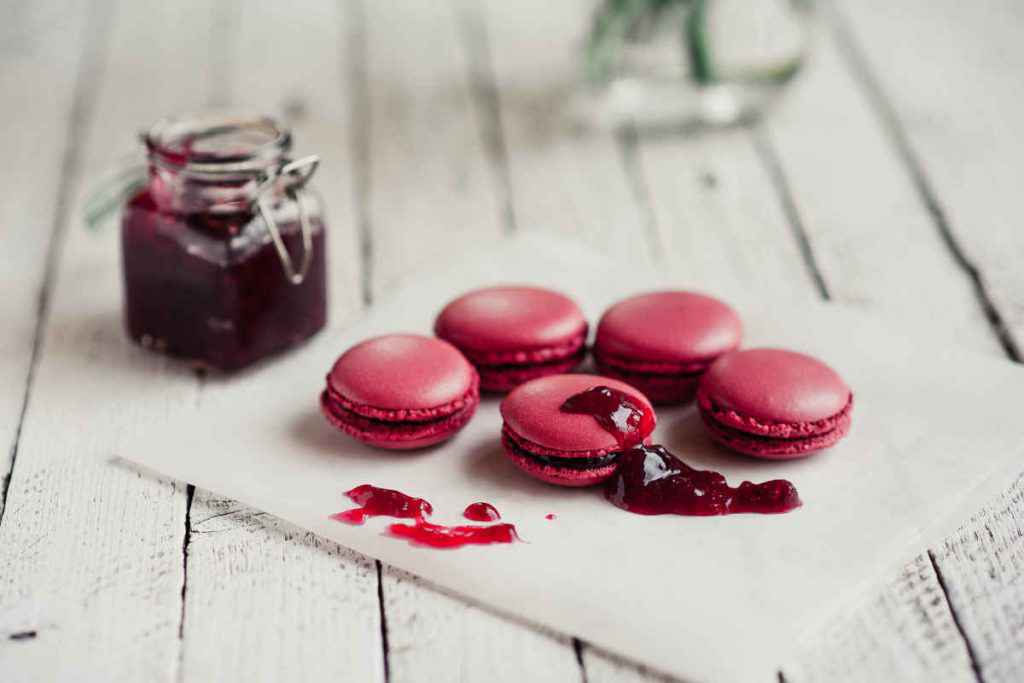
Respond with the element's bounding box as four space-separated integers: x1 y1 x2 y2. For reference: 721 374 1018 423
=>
143 114 292 179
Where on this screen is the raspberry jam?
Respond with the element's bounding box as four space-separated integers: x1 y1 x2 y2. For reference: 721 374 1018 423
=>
332 486 519 548
388 520 519 548
606 445 802 515
463 502 501 521
560 385 654 448
121 115 327 371
332 484 433 525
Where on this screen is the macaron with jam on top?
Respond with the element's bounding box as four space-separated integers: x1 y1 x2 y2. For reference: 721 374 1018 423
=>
593 291 742 404
500 374 656 487
321 334 480 450
697 348 853 459
434 286 588 393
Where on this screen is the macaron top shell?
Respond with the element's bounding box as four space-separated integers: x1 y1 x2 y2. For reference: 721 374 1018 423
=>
595 291 742 365
501 374 655 454
435 286 587 353
699 348 851 424
327 334 476 411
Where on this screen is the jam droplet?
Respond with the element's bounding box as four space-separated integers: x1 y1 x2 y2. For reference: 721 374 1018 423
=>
545 513 557 520
606 445 801 516
463 502 501 522
331 484 433 525
388 520 520 548
560 385 654 449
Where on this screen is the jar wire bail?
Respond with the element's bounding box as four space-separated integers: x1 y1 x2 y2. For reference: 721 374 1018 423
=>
255 154 320 286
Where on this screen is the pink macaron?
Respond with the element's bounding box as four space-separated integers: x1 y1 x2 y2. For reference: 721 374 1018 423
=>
593 291 742 404
434 286 588 392
500 374 656 487
321 334 480 450
697 348 853 459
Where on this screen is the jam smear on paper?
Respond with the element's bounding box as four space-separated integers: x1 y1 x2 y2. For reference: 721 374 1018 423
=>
560 385 654 449
463 501 501 522
388 519 519 548
332 484 433 525
606 445 801 516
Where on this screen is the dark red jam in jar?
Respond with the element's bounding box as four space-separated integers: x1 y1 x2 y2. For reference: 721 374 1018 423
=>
121 115 327 371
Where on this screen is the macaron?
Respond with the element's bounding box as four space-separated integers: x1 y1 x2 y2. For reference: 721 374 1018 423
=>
697 348 853 459
500 374 656 487
593 291 742 404
321 334 480 450
435 286 588 392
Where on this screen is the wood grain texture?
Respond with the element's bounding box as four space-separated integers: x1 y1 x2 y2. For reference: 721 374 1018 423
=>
180 491 384 682
472 0 658 266
0 2 88 519
0 2 218 680
835 0 1024 360
174 2 383 681
832 2 1024 681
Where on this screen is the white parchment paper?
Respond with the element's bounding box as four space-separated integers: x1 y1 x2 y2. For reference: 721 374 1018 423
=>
117 235 1024 682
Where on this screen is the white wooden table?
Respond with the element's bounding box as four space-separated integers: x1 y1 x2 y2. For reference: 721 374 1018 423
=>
2 1 1022 681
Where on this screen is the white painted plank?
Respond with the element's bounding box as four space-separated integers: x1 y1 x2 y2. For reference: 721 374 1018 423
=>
383 567 581 683
829 3 1024 680
358 1 582 680
930 475 1024 683
475 0 657 265
0 1 224 680
838 0 1024 358
0 2 85 516
180 492 384 681
362 0 504 296
175 1 383 681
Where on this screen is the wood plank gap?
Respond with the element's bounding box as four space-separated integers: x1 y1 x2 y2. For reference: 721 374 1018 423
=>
347 0 373 306
615 125 666 266
828 6 1021 363
453 0 518 234
375 560 392 683
177 484 195 644
572 638 590 683
928 550 984 683
750 127 831 301
0 0 114 525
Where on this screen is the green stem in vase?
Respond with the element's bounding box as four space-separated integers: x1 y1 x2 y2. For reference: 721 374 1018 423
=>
685 0 715 85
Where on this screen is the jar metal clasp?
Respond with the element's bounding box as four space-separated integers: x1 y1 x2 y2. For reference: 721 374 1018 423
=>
254 154 320 286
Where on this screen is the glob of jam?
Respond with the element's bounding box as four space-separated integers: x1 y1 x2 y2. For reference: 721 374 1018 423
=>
559 385 653 449
463 502 501 522
332 484 433 525
605 445 802 516
332 486 517 548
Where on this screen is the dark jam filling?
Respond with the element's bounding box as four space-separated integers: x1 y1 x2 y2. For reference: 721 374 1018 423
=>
388 520 519 548
559 385 654 449
332 484 433 525
605 445 802 516
463 502 501 522
503 431 619 471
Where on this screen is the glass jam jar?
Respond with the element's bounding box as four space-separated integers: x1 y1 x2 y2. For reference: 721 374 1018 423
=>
121 115 328 371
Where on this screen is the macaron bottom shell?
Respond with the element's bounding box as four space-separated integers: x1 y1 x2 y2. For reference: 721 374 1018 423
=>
320 390 480 450
699 395 854 459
